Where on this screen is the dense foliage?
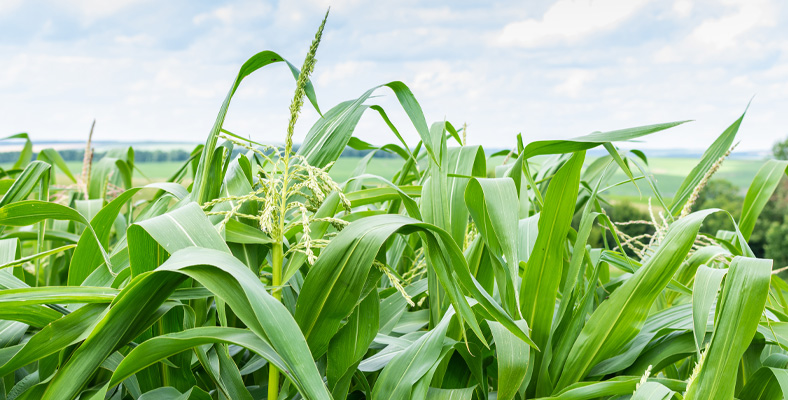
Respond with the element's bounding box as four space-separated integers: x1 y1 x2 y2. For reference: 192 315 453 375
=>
694 178 788 266
2 14 788 400
774 135 788 161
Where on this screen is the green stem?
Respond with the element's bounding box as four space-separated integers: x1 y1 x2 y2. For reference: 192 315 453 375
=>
268 240 284 400
36 172 50 286
269 141 292 400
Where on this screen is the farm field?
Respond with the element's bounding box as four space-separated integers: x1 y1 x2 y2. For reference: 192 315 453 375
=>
601 157 764 200
2 10 788 400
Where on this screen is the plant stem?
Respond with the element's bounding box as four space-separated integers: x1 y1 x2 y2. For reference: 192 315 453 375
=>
268 240 284 400
36 172 50 286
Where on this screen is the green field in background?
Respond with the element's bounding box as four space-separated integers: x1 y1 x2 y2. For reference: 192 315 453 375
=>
602 158 763 201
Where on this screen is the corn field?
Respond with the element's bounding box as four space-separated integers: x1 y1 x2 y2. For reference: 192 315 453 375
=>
2 13 788 400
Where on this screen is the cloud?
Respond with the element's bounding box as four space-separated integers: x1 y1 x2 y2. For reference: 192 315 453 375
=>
654 0 780 65
0 0 23 13
193 6 235 25
114 34 155 46
317 61 375 83
497 0 651 47
689 0 776 49
554 70 595 98
61 0 154 23
673 0 693 17
1 0 788 152
193 3 273 26
410 61 478 99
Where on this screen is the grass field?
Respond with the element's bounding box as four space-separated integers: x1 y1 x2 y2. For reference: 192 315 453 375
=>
602 157 763 202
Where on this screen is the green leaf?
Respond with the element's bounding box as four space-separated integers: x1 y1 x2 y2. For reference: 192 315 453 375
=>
371 309 454 400
0 161 50 208
684 257 771 399
490 320 531 400
555 209 721 390
43 247 331 400
0 245 76 270
88 155 133 200
37 148 76 183
298 99 369 169
738 366 788 399
670 109 745 215
344 175 421 219
519 121 689 159
1 133 34 170
327 290 379 398
192 50 318 204
631 381 674 400
0 304 107 377
0 286 115 306
691 265 727 355
466 178 520 316
296 214 535 360
738 159 788 241
137 386 212 400
425 387 476 400
298 82 435 168
127 202 229 277
69 188 145 285
0 200 110 268
520 151 585 352
111 327 286 387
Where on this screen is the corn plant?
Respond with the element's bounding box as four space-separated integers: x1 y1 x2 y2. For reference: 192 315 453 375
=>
1 13 788 400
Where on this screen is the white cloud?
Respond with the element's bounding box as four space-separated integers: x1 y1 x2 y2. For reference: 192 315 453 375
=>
673 0 693 17
653 0 780 65
410 61 478 99
193 6 235 25
317 61 375 83
60 0 153 23
554 70 595 98
497 0 651 47
730 75 755 88
305 0 364 10
114 34 155 46
193 3 273 25
2 0 788 152
689 0 776 49
0 0 22 13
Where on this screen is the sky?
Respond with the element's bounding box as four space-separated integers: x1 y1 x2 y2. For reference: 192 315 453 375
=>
1 0 787 152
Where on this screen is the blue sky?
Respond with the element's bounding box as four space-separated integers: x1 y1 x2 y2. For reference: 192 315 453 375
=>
1 0 787 151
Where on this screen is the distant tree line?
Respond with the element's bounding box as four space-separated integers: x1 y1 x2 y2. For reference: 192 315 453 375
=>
0 146 401 165
0 149 195 164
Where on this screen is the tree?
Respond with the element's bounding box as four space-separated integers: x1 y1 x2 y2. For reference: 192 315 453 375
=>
693 179 743 236
766 219 788 269
774 135 788 160
757 137 788 265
